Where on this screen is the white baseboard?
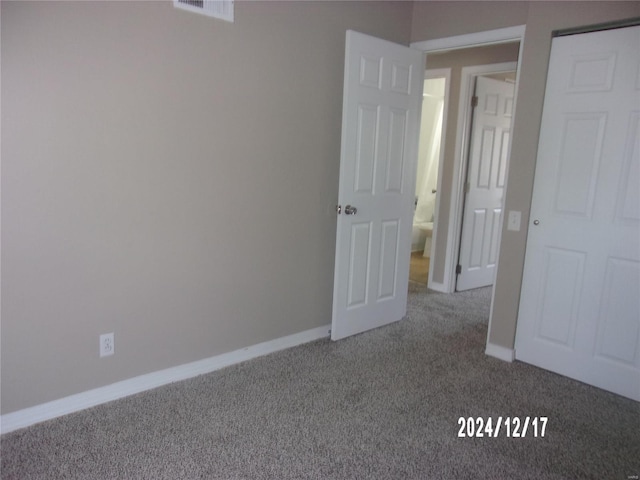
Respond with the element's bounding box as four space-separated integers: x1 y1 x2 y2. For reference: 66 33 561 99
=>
485 342 515 362
1 324 331 435
426 280 448 293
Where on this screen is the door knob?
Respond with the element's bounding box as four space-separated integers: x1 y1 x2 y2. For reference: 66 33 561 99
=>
533 219 540 225
344 205 358 215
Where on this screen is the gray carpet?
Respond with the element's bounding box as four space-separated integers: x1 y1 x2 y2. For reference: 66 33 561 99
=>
2 283 639 479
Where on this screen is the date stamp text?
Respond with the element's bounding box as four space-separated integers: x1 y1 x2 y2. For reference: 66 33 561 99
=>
457 416 548 438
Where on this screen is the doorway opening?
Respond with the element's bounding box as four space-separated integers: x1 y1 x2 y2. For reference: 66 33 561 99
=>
408 48 520 291
410 72 449 285
408 31 523 300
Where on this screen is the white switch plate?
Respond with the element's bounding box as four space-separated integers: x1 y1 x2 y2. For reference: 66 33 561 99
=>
507 210 521 231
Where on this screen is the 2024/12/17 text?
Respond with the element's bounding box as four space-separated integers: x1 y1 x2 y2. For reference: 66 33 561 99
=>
457 417 548 438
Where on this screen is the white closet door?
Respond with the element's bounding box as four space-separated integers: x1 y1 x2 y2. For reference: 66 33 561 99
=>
515 26 640 401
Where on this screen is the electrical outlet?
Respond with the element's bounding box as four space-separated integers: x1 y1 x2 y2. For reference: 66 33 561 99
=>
100 333 115 357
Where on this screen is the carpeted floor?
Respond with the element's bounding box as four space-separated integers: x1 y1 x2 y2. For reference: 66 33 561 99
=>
2 284 639 479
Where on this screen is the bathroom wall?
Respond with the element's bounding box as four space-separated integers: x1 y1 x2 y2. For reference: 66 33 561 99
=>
412 77 445 253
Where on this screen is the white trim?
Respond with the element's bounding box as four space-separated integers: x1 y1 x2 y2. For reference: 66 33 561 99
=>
422 69 452 292
411 25 526 52
485 342 515 362
426 279 447 293
1 324 330 434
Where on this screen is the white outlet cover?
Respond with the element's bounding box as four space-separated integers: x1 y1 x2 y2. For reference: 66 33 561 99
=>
100 333 115 357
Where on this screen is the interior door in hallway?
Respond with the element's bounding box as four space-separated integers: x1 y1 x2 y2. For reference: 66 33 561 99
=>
515 25 640 401
331 31 423 340
456 76 514 291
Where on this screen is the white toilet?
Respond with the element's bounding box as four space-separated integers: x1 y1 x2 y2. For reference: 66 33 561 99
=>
414 221 433 257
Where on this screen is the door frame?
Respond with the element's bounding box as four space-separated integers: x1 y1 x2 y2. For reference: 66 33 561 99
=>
412 26 525 363
412 26 525 296
454 62 517 292
420 68 451 262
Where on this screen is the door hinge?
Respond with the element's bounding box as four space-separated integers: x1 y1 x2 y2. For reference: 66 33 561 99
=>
471 95 478 108
465 182 471 194
456 264 462 274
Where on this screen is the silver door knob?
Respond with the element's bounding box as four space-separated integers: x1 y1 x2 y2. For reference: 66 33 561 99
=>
533 219 540 225
344 205 358 215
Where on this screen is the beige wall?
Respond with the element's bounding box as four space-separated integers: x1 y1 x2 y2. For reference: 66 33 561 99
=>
424 43 520 284
412 1 529 41
0 1 413 414
412 1 640 349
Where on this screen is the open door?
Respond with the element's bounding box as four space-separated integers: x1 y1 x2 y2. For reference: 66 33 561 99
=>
331 31 423 340
456 76 514 291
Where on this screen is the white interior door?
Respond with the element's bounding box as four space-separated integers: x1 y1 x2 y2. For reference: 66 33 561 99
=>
331 31 423 341
457 76 514 291
515 26 640 401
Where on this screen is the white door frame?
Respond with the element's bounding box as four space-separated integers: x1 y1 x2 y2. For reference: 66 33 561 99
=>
421 68 451 262
411 26 526 298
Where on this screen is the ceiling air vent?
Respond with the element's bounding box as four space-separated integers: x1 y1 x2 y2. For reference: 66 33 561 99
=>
173 0 234 23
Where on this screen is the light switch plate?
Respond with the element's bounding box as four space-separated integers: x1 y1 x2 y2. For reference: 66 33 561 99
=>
507 210 521 231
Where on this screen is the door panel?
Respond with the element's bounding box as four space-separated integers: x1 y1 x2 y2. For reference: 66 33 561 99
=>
515 25 640 401
386 109 408 192
347 222 371 308
332 31 423 340
536 247 585 347
596 258 640 365
497 130 509 187
554 114 606 217
488 208 501 264
378 220 400 300
618 112 640 221
457 76 514 291
354 105 378 193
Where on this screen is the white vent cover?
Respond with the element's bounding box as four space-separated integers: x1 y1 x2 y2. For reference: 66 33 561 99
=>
173 0 234 23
